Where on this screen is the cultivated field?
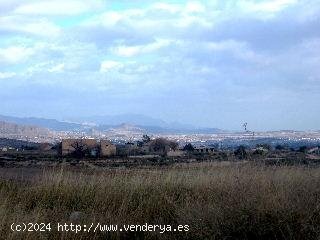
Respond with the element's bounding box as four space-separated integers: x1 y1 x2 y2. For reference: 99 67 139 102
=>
1 162 320 240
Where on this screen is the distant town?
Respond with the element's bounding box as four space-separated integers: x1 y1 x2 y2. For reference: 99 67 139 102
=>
1 115 320 159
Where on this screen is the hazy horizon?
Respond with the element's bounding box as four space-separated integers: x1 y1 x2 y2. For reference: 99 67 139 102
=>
1 0 319 131
1 112 319 132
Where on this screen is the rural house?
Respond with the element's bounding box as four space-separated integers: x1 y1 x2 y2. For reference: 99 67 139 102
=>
61 139 116 157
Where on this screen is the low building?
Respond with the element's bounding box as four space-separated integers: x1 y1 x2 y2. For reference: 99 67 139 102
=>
61 139 97 156
61 139 116 157
100 140 116 157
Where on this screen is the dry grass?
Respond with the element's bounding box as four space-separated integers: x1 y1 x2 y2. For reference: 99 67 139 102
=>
1 162 320 239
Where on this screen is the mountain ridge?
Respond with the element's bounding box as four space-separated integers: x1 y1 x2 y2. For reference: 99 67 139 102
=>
0 114 224 134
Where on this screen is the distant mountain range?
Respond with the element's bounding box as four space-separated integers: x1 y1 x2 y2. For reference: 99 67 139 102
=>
0 115 82 131
0 114 224 134
69 114 199 130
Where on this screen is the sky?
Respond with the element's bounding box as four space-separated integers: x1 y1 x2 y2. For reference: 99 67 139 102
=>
0 0 319 131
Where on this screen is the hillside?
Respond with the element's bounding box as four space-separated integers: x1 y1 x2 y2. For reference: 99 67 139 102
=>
0 115 83 131
0 121 51 142
0 114 224 134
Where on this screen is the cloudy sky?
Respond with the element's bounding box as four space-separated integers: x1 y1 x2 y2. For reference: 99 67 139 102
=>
0 0 319 130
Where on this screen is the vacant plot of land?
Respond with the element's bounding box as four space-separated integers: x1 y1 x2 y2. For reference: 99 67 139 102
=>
1 162 320 239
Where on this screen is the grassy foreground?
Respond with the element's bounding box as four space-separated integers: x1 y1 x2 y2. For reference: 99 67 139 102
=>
1 162 320 239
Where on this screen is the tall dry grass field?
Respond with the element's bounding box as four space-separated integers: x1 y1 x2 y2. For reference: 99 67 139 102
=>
1 162 320 239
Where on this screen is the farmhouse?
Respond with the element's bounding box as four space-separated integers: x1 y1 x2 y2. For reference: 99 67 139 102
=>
61 139 116 157
100 140 117 157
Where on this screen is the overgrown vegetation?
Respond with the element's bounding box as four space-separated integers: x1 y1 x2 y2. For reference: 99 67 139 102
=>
1 163 320 239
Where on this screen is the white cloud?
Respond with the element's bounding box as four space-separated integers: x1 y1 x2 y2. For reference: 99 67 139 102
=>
151 3 181 13
83 1 211 31
13 0 102 16
25 62 50 75
100 60 123 73
113 45 140 58
99 12 123 26
0 46 34 63
48 63 65 73
0 72 16 79
0 16 61 37
240 0 298 14
84 8 147 28
185 2 206 13
113 39 172 57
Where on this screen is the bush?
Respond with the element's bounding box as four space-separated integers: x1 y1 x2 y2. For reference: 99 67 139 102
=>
299 146 308 153
275 144 285 150
183 143 194 152
234 145 247 159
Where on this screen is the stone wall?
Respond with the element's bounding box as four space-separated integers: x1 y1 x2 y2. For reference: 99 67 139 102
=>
100 140 116 157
